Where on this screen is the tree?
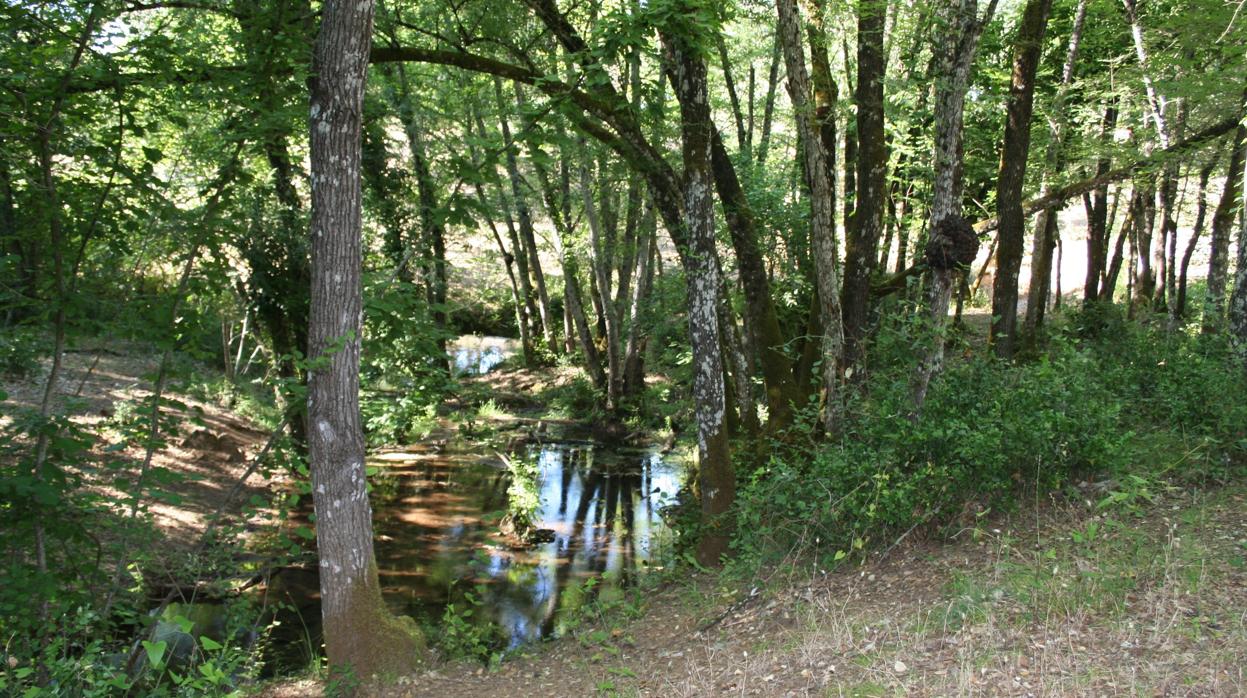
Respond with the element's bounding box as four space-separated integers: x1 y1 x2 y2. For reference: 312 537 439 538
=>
660 2 735 565
842 0 886 369
1203 91 1247 334
776 0 845 430
911 0 996 410
989 0 1053 358
307 0 424 680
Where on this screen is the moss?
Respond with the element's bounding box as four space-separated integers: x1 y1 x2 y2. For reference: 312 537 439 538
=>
324 561 427 695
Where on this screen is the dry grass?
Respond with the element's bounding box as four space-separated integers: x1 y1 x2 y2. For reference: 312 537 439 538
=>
332 481 1245 698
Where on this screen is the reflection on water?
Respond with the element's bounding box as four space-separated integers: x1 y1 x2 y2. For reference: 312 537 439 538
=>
373 443 680 648
270 438 682 659
450 335 518 376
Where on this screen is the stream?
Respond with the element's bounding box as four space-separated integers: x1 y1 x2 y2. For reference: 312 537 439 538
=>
260 336 685 666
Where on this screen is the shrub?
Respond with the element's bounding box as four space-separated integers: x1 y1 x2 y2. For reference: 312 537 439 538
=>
731 324 1241 568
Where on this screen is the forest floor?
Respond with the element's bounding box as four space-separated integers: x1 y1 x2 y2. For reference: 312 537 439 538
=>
1 345 282 553
333 476 1241 697
10 345 1244 697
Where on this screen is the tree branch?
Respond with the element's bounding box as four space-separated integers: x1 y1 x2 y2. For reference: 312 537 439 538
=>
974 115 1242 233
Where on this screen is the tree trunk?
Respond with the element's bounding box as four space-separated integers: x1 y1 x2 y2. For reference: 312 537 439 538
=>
1132 175 1157 311
989 0 1052 358
1102 189 1134 302
912 0 996 411
1084 104 1117 303
579 143 623 409
717 34 749 151
1230 194 1247 356
466 109 532 364
1203 106 1247 334
709 129 799 426
662 22 734 566
495 79 554 353
622 206 655 397
755 34 782 167
307 0 424 680
1022 0 1086 342
777 0 846 430
842 0 886 369
1177 156 1218 318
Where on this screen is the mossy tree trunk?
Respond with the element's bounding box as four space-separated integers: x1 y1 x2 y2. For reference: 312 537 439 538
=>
661 11 734 566
777 0 845 431
911 0 996 410
308 0 424 682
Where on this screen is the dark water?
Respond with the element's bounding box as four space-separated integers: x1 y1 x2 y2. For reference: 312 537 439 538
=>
267 438 683 662
371 442 681 646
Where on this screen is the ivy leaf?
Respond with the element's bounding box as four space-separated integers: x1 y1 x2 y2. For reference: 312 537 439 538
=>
142 640 167 669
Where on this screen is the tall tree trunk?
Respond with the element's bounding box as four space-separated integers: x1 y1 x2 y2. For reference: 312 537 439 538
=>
1177 155 1219 318
777 0 846 430
1203 103 1247 334
1132 175 1157 311
1084 104 1118 303
709 129 799 426
400 108 449 363
717 34 749 151
466 109 532 364
307 0 424 679
495 79 555 352
622 205 655 397
841 39 858 239
912 0 996 410
1230 195 1247 356
1102 189 1135 303
579 143 623 409
836 0 885 370
989 0 1053 358
662 21 734 566
1022 0 1086 341
755 34 782 167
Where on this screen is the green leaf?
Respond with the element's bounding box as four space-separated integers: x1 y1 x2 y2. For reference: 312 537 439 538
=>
199 635 222 651
294 525 315 540
142 639 168 668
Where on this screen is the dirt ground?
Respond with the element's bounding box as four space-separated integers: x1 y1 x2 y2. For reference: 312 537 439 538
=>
1 345 281 551
258 480 1245 697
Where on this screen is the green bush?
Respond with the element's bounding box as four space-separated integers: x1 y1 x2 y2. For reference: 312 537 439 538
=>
731 324 1244 567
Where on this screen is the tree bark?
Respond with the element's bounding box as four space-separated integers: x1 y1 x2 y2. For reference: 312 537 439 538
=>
756 34 782 167
777 0 846 430
495 79 554 353
1022 0 1086 340
989 0 1052 358
1230 192 1247 357
912 0 996 410
1203 101 1247 334
579 143 623 409
661 20 734 566
840 0 885 369
622 205 655 397
709 129 799 426
1084 103 1117 303
717 33 749 151
1177 155 1218 318
307 0 423 679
